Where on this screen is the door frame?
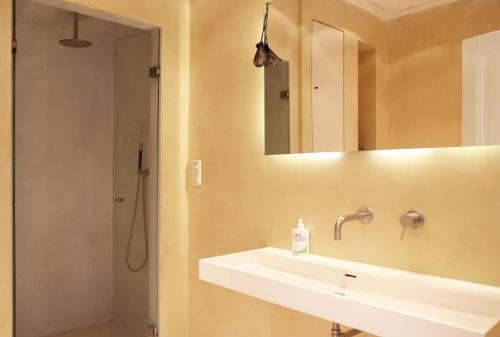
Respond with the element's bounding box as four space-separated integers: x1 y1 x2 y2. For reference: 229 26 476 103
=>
462 29 500 146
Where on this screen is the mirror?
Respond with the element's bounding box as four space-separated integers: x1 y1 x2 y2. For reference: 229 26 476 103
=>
264 0 500 154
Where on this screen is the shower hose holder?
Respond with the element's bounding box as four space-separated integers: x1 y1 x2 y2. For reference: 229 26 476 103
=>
138 169 150 177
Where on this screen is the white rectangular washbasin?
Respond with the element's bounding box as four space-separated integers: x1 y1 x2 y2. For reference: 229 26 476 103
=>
199 247 500 337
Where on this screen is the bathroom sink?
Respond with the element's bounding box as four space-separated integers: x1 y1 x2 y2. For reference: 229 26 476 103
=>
199 248 500 337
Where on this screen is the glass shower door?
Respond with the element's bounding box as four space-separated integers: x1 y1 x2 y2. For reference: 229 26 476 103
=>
113 29 160 337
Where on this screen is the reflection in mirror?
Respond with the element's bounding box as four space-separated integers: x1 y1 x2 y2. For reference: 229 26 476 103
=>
264 0 500 154
311 21 344 153
265 61 290 154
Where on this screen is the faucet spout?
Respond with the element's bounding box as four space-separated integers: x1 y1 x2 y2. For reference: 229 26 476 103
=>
334 218 343 240
334 207 374 241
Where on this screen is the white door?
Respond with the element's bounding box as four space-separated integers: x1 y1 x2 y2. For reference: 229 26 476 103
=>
462 29 500 146
311 21 344 152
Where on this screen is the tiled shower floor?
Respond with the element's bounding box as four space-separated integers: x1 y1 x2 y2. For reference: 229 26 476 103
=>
43 323 112 337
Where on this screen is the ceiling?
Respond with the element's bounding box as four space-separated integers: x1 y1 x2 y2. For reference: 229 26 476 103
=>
343 0 460 20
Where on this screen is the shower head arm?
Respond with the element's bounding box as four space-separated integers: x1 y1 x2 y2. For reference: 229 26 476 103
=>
59 12 92 48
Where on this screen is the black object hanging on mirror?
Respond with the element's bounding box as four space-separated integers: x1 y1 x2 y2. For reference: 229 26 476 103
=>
254 3 282 68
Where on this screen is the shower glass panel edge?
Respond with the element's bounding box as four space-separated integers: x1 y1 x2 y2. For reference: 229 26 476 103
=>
12 0 17 336
149 28 160 334
113 28 160 337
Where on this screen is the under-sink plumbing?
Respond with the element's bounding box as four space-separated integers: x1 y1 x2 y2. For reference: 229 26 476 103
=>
331 322 363 337
334 207 374 240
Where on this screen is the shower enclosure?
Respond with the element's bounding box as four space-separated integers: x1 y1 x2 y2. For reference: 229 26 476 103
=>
113 29 160 337
13 1 160 337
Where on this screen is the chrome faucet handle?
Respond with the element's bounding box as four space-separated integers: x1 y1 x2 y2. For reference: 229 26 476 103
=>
400 210 424 240
356 207 374 224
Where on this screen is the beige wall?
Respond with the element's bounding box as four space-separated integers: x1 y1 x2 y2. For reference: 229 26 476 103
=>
0 0 189 336
189 2 500 337
387 0 500 149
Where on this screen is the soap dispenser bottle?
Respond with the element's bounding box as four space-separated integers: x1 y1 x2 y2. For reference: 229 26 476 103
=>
292 219 309 255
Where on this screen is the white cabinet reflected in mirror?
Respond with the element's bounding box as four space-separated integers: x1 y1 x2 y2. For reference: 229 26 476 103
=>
264 0 500 154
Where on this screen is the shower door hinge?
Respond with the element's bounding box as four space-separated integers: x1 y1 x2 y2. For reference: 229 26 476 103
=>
12 38 17 55
148 325 159 337
149 66 160 78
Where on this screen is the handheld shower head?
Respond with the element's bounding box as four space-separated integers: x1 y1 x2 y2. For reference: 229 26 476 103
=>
59 13 93 48
138 143 144 171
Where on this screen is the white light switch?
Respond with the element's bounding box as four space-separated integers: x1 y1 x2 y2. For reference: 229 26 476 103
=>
192 160 202 186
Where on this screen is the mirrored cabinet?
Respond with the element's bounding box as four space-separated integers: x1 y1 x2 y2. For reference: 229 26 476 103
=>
264 0 500 154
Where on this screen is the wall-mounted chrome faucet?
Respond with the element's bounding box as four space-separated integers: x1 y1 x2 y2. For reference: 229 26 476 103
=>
400 210 425 240
334 207 374 240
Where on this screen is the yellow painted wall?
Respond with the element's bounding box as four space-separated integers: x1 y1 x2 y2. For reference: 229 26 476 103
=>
387 0 500 149
189 1 500 337
0 0 13 335
0 0 189 336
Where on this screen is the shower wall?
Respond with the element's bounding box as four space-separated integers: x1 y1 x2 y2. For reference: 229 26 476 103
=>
15 2 140 336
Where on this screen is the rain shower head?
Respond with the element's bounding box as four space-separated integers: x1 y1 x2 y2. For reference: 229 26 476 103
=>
59 13 93 48
60 38 92 48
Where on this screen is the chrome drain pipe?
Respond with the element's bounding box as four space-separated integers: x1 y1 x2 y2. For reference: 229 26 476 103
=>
332 323 342 337
331 322 363 337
